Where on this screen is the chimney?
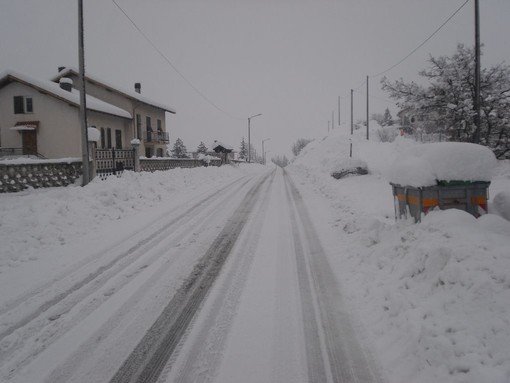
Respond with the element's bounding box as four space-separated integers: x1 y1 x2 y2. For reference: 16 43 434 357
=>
59 77 73 92
58 66 66 73
134 82 141 94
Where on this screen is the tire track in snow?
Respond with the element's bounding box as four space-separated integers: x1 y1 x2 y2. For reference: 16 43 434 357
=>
162 170 275 383
284 173 330 383
108 170 274 383
284 169 383 383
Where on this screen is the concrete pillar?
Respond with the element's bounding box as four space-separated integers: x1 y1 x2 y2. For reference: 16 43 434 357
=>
88 141 97 180
132 140 141 172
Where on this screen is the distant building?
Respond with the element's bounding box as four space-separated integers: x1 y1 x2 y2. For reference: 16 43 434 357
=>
211 140 234 164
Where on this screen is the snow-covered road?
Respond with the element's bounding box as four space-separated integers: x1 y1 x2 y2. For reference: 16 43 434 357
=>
160 168 382 383
0 166 383 383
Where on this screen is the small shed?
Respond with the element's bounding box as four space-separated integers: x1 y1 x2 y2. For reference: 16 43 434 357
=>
211 140 233 165
388 142 497 222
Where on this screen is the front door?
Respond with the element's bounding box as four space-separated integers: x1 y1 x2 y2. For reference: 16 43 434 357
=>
22 130 37 155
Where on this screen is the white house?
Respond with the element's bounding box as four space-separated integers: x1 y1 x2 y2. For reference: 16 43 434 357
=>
0 68 175 159
51 67 176 158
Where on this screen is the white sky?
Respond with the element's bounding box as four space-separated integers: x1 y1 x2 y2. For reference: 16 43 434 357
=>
1 0 509 157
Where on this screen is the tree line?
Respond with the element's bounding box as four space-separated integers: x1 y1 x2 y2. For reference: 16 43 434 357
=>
381 44 510 158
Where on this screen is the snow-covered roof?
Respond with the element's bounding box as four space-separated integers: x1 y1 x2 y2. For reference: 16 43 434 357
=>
388 142 497 187
0 70 132 119
51 67 176 114
211 140 233 152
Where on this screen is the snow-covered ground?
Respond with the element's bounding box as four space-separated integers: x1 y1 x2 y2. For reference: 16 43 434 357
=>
0 165 262 302
1 125 509 382
289 124 510 383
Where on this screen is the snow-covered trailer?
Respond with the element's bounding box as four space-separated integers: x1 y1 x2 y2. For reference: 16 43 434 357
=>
391 181 490 222
388 142 496 223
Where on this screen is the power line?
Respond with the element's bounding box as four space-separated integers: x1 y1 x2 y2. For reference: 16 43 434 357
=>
369 0 470 79
110 0 242 120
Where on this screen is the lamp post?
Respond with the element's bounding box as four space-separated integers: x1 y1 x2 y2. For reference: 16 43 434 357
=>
262 138 270 165
248 113 262 163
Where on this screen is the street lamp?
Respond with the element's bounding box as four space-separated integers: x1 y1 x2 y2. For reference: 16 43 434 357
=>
248 113 262 163
262 138 270 165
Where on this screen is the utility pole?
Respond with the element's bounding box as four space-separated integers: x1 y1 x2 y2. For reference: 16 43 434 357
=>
248 113 262 163
350 89 353 135
78 0 90 186
473 0 481 143
366 75 369 140
338 96 341 127
262 138 270 165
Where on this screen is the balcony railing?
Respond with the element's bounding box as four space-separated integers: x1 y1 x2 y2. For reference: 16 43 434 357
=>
0 147 46 159
143 131 169 143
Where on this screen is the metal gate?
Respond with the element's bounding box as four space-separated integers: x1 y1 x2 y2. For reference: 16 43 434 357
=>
96 149 135 179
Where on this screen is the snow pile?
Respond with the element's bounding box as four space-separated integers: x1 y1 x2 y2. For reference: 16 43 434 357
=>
493 191 510 221
197 153 216 165
329 157 368 178
288 126 510 383
358 210 510 383
0 164 263 284
388 142 497 187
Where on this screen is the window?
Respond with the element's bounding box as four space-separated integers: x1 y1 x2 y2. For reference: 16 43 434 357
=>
14 96 33 114
115 130 122 149
156 148 163 157
145 147 152 158
136 114 142 139
157 119 162 132
107 128 112 149
25 97 33 113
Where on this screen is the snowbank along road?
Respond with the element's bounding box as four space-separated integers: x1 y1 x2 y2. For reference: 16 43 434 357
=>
0 167 383 383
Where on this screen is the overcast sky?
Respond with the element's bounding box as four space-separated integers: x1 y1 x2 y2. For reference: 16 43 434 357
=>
1 0 509 157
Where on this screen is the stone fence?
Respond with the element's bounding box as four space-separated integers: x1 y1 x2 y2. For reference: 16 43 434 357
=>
0 156 225 193
0 160 83 193
140 157 221 172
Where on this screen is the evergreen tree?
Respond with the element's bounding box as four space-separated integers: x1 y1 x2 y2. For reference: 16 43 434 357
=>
197 141 208 155
171 138 188 158
382 108 394 126
239 137 247 160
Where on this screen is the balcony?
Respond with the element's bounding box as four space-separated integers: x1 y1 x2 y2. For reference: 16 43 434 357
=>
143 130 169 143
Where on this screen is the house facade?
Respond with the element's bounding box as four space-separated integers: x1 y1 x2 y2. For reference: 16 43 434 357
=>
0 68 175 159
51 67 175 158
